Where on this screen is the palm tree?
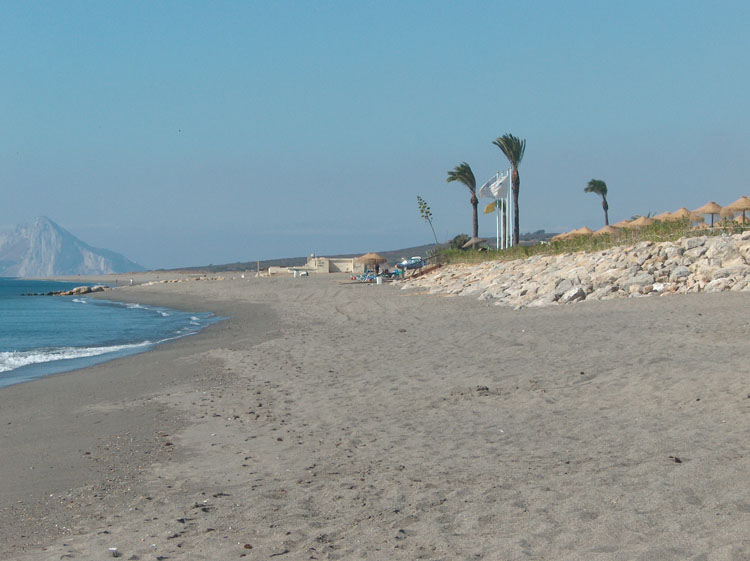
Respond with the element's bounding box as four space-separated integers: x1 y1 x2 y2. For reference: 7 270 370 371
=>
446 162 479 239
493 134 526 245
585 179 609 226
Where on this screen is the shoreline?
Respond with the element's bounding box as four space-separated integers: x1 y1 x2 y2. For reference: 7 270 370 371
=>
2 273 749 559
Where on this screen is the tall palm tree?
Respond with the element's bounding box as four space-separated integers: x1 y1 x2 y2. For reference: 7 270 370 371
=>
493 134 526 245
585 179 609 226
446 162 479 239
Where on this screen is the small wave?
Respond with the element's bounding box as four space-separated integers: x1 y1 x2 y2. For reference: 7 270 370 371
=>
0 342 153 373
125 303 147 310
72 298 87 304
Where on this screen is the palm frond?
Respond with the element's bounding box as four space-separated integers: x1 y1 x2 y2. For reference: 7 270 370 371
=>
492 134 526 166
584 179 608 197
446 162 476 192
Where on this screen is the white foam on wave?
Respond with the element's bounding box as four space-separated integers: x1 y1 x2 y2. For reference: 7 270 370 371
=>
0 342 153 373
72 298 87 304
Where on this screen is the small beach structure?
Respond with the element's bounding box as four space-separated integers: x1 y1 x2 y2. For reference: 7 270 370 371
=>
624 216 654 229
568 226 594 237
652 210 673 221
550 232 571 242
462 237 488 249
669 207 692 221
692 201 722 227
724 196 750 221
593 225 619 236
356 252 388 271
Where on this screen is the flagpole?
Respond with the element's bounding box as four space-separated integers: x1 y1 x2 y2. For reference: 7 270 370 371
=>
496 199 500 249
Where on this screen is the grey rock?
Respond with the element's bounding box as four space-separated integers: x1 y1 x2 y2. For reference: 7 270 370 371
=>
559 286 586 304
670 266 691 281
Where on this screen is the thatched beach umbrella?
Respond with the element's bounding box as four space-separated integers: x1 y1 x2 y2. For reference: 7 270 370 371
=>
550 232 571 242
692 201 723 227
462 237 488 249
356 252 387 265
669 207 692 221
593 225 619 236
735 214 750 224
652 211 673 221
724 196 750 221
612 219 631 228
569 226 594 236
624 216 654 229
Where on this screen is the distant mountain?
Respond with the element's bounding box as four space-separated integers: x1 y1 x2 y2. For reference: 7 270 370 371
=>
0 217 144 277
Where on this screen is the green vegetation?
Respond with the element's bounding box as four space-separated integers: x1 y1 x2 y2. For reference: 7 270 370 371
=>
436 218 747 265
493 134 526 246
448 233 470 250
585 179 610 226
417 195 439 247
446 162 479 239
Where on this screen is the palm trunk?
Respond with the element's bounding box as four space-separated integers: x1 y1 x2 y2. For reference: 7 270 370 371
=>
512 168 520 246
602 198 609 226
471 194 479 239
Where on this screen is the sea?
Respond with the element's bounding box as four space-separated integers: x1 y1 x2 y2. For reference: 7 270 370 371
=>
0 278 221 389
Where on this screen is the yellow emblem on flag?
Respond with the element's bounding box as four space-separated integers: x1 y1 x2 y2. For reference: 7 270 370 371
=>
484 201 497 214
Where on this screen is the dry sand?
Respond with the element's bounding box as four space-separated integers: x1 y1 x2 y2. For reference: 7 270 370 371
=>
1 274 749 560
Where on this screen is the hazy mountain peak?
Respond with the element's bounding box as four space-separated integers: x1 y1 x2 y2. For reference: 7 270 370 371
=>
0 217 144 277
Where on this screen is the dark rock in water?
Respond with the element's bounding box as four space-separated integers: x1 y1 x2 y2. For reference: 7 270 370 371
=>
50 285 109 296
23 285 109 296
0 216 144 276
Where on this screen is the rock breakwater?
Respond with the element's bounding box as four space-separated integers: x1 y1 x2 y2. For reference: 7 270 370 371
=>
405 232 750 308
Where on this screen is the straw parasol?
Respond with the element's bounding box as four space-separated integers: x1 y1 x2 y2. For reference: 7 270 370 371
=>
624 216 654 229
550 232 571 242
735 214 750 224
568 226 594 236
612 219 631 228
652 211 673 221
462 237 487 249
593 225 619 236
669 207 692 221
724 196 750 221
356 252 387 264
692 201 723 226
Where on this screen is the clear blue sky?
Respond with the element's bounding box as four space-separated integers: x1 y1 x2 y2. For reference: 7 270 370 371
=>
1 1 748 268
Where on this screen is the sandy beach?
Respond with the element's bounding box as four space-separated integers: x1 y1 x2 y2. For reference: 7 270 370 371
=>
1 273 749 560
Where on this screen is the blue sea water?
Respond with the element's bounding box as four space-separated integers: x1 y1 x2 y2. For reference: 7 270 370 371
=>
0 278 220 389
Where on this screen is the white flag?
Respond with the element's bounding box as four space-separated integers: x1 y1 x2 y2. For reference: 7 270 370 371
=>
478 174 498 199
478 171 509 199
490 171 509 199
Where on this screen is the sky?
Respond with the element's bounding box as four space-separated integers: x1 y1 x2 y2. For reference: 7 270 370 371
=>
1 1 749 269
